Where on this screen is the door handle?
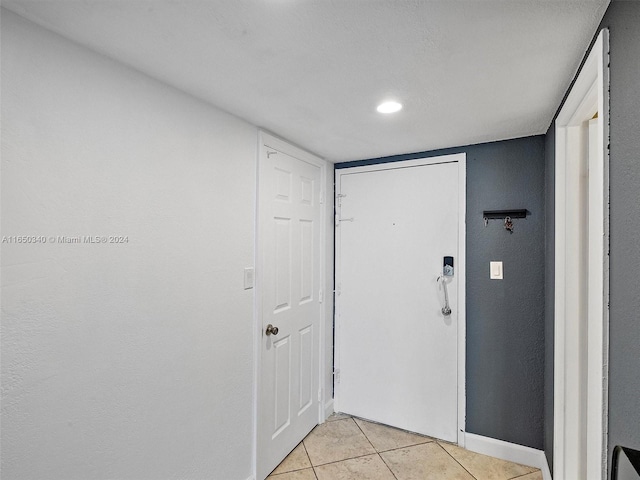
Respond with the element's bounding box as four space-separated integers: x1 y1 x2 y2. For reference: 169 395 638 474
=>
265 324 279 336
437 276 452 316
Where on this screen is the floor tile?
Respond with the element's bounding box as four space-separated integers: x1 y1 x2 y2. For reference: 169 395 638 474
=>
314 453 396 480
439 443 538 480
512 472 543 480
303 418 376 466
267 468 316 479
354 417 433 452
326 412 352 422
271 442 312 475
380 442 475 479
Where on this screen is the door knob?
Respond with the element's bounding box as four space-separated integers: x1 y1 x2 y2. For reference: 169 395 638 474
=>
265 324 279 336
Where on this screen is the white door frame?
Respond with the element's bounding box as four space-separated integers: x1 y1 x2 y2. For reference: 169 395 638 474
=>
554 29 609 480
254 131 328 479
334 154 466 446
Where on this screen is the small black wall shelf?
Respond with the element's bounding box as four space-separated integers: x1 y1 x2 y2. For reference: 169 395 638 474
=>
482 209 528 233
482 209 528 219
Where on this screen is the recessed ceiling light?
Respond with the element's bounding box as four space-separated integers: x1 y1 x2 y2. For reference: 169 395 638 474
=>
377 101 403 114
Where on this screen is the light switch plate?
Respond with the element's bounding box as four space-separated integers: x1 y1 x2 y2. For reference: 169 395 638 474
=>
490 261 503 280
244 267 254 290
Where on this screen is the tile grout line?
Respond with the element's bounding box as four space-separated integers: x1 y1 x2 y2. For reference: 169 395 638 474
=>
270 440 313 476
353 415 437 441
351 416 434 480
377 452 399 480
351 416 434 453
352 416 440 451
351 416 378 452
351 416 413 480
300 441 318 480
312 451 399 479
509 472 541 480
305 416 380 472
435 441 480 480
371 439 436 454
310 451 381 468
348 415 399 477
324 416 352 424
269 467 313 476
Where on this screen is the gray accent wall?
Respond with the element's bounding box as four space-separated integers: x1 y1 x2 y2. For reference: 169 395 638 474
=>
599 2 640 471
543 0 640 473
337 135 546 450
544 126 555 470
464 137 545 450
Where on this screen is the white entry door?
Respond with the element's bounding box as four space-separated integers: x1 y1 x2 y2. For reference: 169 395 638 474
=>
257 136 323 479
335 155 465 443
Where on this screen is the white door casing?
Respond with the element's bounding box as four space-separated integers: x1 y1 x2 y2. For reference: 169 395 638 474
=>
334 154 466 445
554 29 609 480
256 133 326 480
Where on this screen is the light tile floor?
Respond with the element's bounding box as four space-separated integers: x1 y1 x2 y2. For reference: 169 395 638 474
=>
268 413 542 480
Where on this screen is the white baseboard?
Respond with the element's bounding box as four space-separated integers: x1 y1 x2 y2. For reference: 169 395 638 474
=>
463 433 552 480
245 476 255 480
323 399 334 422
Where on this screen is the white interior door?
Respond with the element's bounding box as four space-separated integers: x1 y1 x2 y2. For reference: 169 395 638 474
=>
335 155 464 443
257 140 323 479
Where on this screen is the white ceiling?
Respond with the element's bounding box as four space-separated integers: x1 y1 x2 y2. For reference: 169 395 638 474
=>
3 0 609 162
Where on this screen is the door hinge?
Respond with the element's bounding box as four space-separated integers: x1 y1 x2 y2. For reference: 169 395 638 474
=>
336 283 341 296
336 193 347 206
320 190 324 204
333 369 341 384
319 289 323 303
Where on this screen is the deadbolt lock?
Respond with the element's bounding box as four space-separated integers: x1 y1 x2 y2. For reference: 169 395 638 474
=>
265 324 279 336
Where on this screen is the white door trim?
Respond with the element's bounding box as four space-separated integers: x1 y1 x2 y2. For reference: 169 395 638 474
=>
554 29 609 480
334 153 466 446
254 131 328 480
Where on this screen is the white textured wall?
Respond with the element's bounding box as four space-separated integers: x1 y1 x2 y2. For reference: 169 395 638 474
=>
1 10 257 479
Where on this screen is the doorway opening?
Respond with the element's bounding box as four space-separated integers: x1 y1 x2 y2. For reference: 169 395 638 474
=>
554 28 609 480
